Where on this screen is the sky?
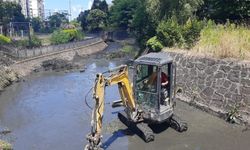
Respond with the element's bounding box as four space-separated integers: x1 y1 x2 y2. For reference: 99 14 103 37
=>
45 0 112 20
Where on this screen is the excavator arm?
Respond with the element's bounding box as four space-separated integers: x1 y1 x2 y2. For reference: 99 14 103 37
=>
85 65 137 150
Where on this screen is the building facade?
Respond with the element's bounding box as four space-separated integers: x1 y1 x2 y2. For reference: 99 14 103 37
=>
3 0 45 19
29 0 45 19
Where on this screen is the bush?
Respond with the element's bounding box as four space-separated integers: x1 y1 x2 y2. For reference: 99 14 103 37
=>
62 29 84 41
146 36 164 52
182 19 205 48
51 29 84 45
62 29 78 41
29 35 42 48
156 18 184 47
0 34 11 44
13 35 42 48
51 30 71 45
155 18 205 49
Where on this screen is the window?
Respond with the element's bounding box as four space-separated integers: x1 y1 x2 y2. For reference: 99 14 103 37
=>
135 64 159 110
136 64 158 93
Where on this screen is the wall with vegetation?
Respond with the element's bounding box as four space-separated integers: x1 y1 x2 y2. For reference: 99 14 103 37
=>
167 51 250 123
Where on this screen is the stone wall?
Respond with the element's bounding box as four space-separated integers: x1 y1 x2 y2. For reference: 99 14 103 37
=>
167 51 250 123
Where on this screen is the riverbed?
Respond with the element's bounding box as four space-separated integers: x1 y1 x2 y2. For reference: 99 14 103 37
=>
0 57 250 150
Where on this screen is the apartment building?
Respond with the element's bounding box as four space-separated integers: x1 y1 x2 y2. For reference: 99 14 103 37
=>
2 0 45 19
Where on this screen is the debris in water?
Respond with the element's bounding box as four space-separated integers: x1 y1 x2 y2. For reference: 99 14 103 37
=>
0 140 12 150
0 128 11 135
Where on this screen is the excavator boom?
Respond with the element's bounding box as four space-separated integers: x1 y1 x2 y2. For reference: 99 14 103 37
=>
85 65 138 150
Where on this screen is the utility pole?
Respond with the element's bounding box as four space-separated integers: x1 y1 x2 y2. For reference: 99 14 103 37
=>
69 0 72 21
26 0 32 46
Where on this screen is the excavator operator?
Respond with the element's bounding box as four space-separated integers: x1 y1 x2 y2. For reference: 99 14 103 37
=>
146 71 169 105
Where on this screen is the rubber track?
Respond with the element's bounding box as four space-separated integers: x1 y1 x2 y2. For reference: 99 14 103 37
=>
118 112 154 143
170 114 188 132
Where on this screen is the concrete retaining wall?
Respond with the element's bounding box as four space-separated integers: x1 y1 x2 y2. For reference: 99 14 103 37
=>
167 51 250 123
16 38 102 59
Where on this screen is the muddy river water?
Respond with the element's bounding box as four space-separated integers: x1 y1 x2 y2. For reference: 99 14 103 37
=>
0 58 250 150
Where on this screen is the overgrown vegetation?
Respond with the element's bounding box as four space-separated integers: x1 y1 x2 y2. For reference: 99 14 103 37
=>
192 21 250 59
0 34 11 44
50 29 84 45
146 36 163 52
13 35 42 48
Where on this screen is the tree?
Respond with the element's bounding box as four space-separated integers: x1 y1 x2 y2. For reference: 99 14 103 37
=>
91 0 108 13
147 0 203 24
48 12 69 28
77 10 90 31
132 0 156 47
87 9 107 31
197 0 250 23
31 17 43 32
109 0 138 29
0 1 26 35
99 0 109 13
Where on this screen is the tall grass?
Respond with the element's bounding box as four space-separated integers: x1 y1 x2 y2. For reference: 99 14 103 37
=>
192 21 250 60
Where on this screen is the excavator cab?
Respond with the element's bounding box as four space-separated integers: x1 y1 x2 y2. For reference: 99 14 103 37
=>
134 53 176 123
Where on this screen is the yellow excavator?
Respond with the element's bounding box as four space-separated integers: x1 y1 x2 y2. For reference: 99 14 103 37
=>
85 53 188 150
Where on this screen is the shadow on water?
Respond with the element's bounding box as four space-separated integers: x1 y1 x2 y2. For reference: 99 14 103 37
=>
102 129 133 150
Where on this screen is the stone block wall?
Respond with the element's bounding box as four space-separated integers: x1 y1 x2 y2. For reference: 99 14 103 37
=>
167 51 250 123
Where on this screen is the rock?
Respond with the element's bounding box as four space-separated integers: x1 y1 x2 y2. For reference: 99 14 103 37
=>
223 80 232 89
227 70 240 82
0 128 11 135
40 59 77 72
79 69 85 73
219 65 231 73
242 87 250 95
214 71 225 78
202 87 214 97
242 79 250 87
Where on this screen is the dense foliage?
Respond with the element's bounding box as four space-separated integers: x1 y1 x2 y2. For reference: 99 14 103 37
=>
51 30 71 45
103 0 249 50
31 17 43 32
48 12 69 29
0 1 26 35
146 36 164 52
87 9 107 31
14 35 42 48
77 0 109 32
50 29 84 45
